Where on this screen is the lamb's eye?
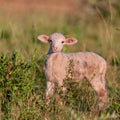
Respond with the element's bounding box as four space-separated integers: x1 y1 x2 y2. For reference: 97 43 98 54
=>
48 39 52 42
61 41 64 44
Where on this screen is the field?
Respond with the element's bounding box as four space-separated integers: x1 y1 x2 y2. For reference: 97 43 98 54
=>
0 0 120 120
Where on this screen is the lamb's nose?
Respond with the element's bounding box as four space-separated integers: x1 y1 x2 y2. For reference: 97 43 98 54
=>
53 46 58 52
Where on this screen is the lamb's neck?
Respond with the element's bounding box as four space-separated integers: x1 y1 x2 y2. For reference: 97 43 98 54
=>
47 52 62 56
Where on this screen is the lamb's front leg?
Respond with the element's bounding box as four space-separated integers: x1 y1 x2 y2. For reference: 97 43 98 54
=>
45 81 55 104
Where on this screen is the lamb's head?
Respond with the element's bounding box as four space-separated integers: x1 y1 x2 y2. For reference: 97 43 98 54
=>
38 32 77 54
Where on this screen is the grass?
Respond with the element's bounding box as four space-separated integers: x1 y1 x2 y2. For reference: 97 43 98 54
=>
0 1 120 119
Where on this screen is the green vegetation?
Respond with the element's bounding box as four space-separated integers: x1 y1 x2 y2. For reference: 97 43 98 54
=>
0 1 120 120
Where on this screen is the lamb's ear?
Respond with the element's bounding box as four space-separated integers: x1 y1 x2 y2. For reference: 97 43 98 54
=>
64 38 77 45
37 35 49 43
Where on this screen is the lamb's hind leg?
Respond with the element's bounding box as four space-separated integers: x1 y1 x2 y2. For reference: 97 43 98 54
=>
89 75 108 110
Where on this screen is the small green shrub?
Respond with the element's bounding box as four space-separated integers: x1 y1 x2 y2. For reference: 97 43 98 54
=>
0 51 35 119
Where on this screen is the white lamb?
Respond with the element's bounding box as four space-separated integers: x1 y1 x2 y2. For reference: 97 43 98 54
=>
38 32 108 110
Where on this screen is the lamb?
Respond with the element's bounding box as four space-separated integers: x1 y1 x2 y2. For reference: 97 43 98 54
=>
37 32 108 110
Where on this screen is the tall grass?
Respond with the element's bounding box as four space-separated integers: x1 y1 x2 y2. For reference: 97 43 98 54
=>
0 1 120 119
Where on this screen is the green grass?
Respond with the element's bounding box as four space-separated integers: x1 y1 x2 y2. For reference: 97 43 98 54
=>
0 51 119 119
0 4 120 120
